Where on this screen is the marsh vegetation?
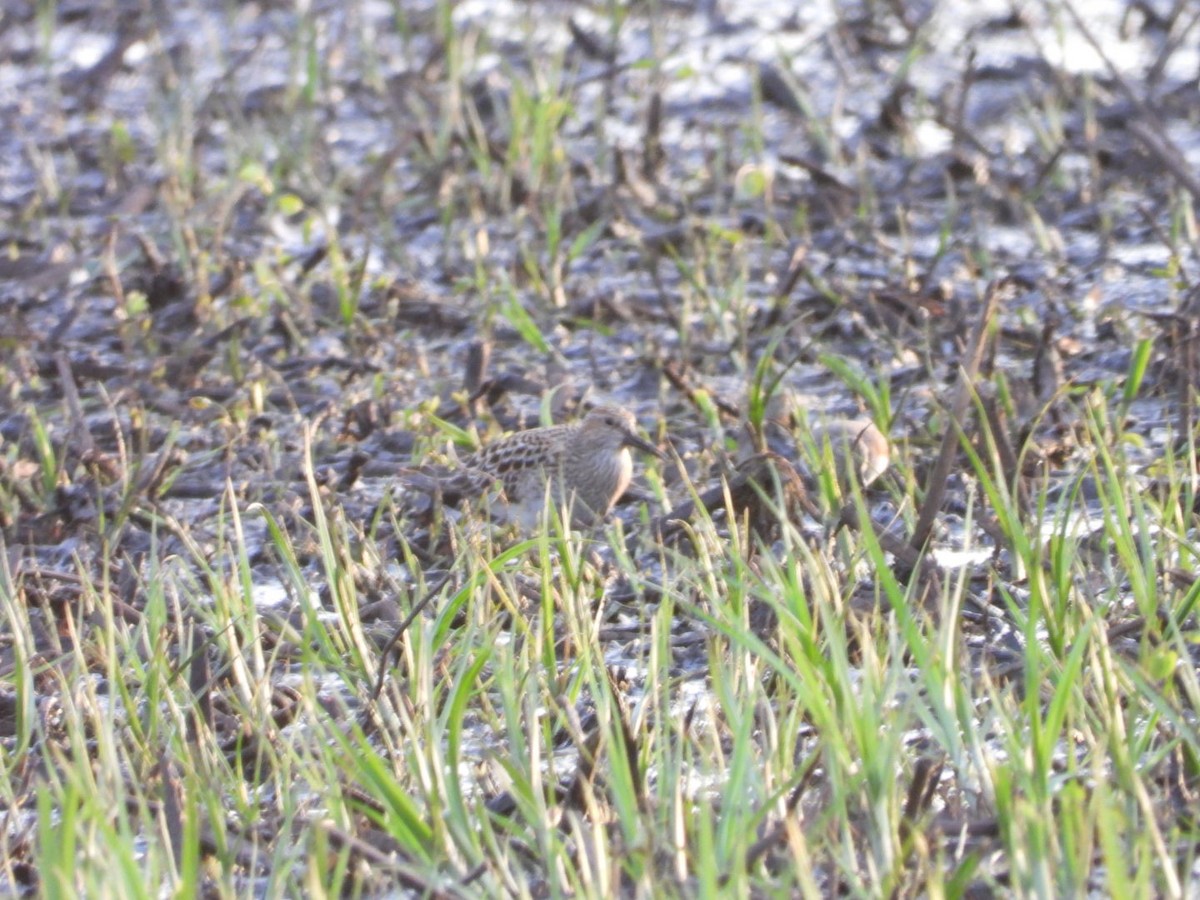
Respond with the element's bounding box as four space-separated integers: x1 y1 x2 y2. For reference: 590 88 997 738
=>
2 0 1200 895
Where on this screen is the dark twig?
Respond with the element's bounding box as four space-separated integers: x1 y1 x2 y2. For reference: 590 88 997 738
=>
1059 0 1200 206
372 571 453 700
54 353 95 457
660 359 742 420
910 279 1005 552
741 745 821 876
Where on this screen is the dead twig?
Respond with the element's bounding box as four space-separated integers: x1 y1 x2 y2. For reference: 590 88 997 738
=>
1059 0 1200 206
910 279 1005 552
372 571 453 700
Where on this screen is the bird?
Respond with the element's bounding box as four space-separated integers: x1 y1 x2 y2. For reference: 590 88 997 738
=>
402 406 664 528
744 393 888 494
811 417 890 489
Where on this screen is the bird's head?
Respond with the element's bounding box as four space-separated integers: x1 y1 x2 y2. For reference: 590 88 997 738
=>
580 406 664 458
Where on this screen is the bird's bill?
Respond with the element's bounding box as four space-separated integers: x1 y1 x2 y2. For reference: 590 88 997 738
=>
623 431 665 459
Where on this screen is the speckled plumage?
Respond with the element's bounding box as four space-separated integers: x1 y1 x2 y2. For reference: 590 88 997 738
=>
423 406 662 527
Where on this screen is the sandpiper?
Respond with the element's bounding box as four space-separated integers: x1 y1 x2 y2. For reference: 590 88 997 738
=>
812 417 890 488
407 406 663 528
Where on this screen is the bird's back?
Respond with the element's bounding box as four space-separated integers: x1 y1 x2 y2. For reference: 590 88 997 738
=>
461 422 576 492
